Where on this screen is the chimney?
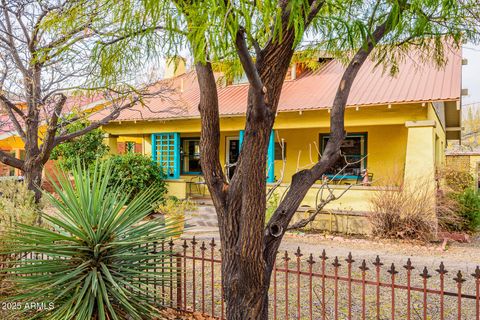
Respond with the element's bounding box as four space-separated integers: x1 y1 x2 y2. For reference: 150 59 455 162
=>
164 56 186 79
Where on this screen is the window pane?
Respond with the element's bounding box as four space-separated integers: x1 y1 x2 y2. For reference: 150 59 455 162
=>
181 138 202 174
321 135 366 177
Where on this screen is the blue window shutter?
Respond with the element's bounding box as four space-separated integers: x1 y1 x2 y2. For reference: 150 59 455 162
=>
151 132 180 180
173 132 180 179
151 134 157 163
239 130 244 150
267 130 275 183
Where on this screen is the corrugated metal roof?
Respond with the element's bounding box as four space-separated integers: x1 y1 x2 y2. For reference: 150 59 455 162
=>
98 44 461 122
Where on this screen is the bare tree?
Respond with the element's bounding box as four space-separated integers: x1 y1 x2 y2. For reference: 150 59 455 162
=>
0 0 167 201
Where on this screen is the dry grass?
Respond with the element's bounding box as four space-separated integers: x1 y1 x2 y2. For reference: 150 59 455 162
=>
368 180 436 241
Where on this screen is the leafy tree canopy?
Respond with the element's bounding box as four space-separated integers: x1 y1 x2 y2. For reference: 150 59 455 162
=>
76 0 480 83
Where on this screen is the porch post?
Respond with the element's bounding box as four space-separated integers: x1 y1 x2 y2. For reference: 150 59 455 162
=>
104 133 118 155
143 135 152 156
404 120 436 218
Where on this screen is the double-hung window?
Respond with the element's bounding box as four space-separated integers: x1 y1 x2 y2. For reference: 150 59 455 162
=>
320 133 367 178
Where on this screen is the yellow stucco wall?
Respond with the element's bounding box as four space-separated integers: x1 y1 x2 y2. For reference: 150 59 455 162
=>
103 104 426 186
103 103 429 135
273 125 407 184
165 180 188 199
274 185 391 234
0 136 25 150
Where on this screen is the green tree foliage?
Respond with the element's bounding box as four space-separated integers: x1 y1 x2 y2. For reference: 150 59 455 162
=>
453 188 480 232
4 161 179 320
50 120 109 171
108 153 167 203
84 0 480 83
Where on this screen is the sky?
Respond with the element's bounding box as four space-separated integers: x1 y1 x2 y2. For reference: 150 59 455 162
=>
462 43 480 109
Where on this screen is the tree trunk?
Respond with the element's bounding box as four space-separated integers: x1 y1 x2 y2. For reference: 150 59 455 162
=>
23 160 44 204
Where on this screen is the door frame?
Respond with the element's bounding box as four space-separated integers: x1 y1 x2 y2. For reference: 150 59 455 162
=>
225 136 240 178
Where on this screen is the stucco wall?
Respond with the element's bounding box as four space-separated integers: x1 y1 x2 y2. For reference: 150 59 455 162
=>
273 124 407 184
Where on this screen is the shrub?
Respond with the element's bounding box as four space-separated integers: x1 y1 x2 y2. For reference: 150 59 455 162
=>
109 153 167 202
50 119 109 170
436 190 467 232
153 196 196 235
0 181 43 295
438 166 474 193
452 188 480 232
368 183 436 241
153 196 196 218
436 166 480 232
0 180 42 231
4 161 180 320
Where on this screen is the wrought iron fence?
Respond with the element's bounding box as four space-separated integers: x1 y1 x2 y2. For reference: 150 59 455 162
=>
19 237 480 319
168 237 480 320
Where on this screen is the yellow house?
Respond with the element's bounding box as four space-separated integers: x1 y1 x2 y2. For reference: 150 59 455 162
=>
92 46 463 233
0 45 463 233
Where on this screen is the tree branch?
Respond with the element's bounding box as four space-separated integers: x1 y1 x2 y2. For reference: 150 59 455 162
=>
0 93 27 141
235 28 264 95
195 61 228 206
52 97 140 146
39 94 67 162
0 0 28 76
264 8 399 261
234 28 267 120
0 149 24 170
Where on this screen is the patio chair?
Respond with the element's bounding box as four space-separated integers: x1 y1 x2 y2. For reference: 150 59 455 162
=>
188 176 206 196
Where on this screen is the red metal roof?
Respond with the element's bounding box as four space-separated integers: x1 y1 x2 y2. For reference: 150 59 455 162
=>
96 44 461 122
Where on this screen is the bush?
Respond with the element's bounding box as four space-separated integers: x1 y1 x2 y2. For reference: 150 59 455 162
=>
452 188 480 232
153 196 196 217
109 153 167 202
0 181 43 295
436 190 467 232
4 161 180 319
436 166 480 232
50 119 109 170
438 166 474 193
153 196 196 235
368 183 436 241
0 180 42 231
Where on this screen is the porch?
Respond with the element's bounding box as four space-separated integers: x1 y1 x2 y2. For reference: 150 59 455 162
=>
105 118 441 232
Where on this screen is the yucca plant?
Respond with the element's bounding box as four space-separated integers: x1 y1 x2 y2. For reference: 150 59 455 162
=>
3 161 180 320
